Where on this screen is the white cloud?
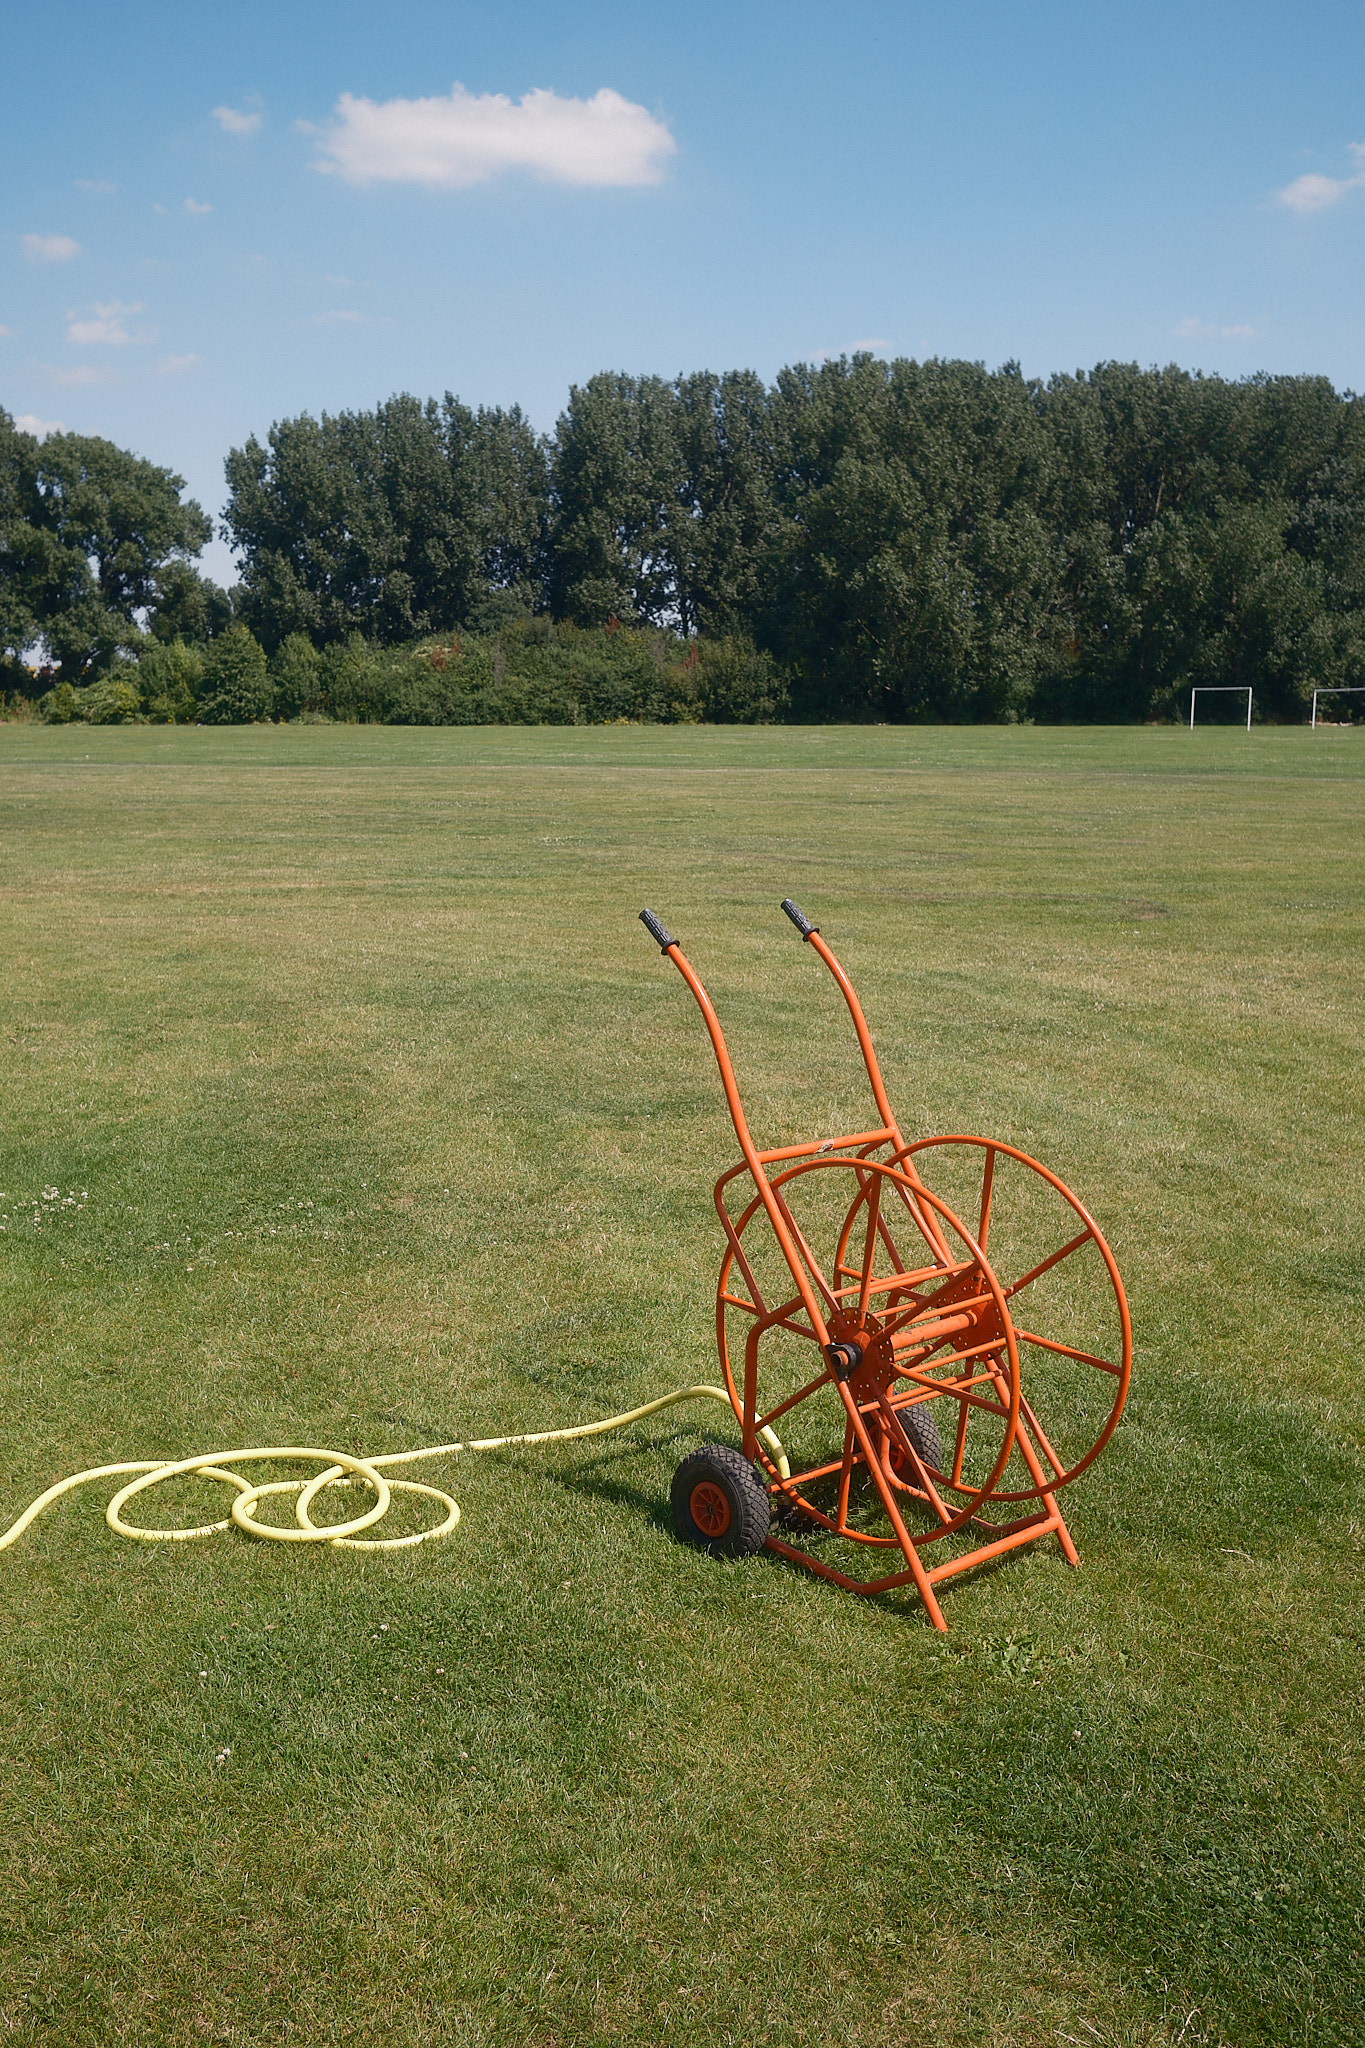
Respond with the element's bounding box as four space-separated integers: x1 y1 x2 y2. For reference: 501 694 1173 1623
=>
1280 172 1356 213
1175 316 1257 341
154 353 198 375
184 197 213 215
46 363 114 387
15 413 64 438
66 300 149 346
74 179 117 194
0 323 14 338
23 233 82 263
214 105 262 135
310 82 676 189
1279 143 1365 213
315 308 366 323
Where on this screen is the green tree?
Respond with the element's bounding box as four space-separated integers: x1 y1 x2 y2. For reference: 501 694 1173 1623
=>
148 561 234 645
197 623 273 723
670 371 781 637
1035 364 1365 719
0 410 40 679
548 373 683 625
761 355 1064 720
462 401 550 599
223 394 551 649
0 415 210 681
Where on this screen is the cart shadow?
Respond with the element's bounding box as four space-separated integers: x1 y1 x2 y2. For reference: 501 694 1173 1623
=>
478 1433 689 1538
490 1436 1053 1616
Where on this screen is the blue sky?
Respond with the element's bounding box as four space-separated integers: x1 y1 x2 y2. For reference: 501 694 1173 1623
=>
3 0 1363 583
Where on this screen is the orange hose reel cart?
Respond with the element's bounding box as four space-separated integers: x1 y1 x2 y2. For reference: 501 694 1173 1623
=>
640 902 1132 1630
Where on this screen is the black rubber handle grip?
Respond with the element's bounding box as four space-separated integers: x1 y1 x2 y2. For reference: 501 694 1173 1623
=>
639 908 677 952
780 898 818 939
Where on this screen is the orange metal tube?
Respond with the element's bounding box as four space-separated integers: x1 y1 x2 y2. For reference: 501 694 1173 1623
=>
801 928 953 1263
805 931 903 1144
648 910 1122 1624
660 941 834 1454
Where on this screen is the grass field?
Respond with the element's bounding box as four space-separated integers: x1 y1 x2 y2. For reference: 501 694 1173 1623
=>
1 723 1362 2048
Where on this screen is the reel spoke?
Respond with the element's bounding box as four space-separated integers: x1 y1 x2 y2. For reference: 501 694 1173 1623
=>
718 1155 1022 1543
900 1137 1132 1501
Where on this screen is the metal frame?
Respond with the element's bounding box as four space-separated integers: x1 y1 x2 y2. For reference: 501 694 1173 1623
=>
1311 686 1365 727
1189 685 1253 731
641 905 1132 1629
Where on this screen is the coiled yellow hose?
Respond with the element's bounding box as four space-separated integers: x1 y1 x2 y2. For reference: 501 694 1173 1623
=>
0 1385 791 1556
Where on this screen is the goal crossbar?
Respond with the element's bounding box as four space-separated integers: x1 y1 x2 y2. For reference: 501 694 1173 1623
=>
1311 686 1365 728
1189 686 1252 732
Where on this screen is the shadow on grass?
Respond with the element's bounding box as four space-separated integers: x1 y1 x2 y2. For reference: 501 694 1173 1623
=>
497 1434 1055 1622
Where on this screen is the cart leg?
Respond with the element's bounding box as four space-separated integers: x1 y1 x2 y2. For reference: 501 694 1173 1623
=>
1001 1379 1079 1565
835 1379 949 1630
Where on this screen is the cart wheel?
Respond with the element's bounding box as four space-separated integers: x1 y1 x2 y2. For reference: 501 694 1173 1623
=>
671 1444 770 1558
888 1402 944 1480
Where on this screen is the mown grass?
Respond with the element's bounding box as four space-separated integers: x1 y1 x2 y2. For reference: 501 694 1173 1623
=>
0 722 1362 2048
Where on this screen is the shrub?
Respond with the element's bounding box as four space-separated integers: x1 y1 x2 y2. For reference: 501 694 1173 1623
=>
270 633 325 719
39 681 80 724
77 675 144 724
693 636 787 723
318 635 388 721
135 636 203 723
215 620 794 727
197 623 273 724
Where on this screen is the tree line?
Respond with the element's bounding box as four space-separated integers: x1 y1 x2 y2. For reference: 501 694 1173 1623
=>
5 355 1365 723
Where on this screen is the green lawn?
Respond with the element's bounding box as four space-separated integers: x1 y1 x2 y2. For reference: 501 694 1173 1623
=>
1 723 1361 2048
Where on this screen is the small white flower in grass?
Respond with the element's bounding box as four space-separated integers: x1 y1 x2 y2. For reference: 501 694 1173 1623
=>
199 1670 208 1679
215 1746 232 1766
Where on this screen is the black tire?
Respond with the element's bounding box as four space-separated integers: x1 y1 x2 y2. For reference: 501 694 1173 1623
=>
890 1402 944 1478
671 1443 771 1559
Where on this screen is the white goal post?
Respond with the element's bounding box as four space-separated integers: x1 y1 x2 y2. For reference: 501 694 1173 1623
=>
1189 686 1252 731
1311 686 1365 727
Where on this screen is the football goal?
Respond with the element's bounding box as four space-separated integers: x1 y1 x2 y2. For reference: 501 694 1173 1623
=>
1311 686 1365 727
1189 686 1252 731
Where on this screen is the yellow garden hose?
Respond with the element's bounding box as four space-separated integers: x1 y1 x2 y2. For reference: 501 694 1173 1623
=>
0 1385 791 1556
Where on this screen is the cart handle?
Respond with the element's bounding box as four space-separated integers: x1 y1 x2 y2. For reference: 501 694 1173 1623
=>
779 898 950 1259
639 908 677 952
779 897 896 1134
637 909 836 1400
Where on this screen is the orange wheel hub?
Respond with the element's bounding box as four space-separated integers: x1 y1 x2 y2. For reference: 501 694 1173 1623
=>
689 1480 732 1538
